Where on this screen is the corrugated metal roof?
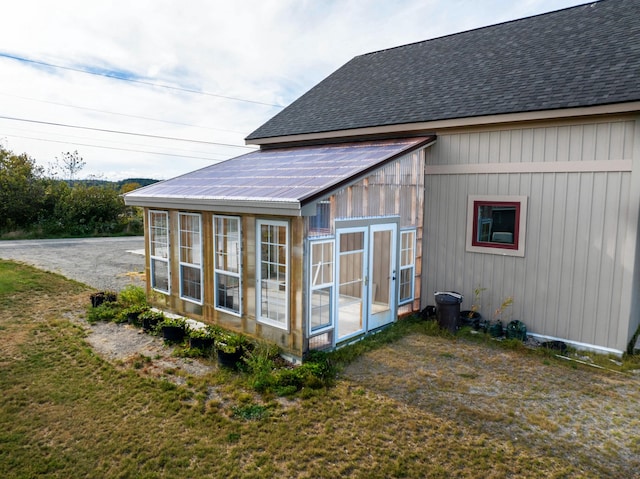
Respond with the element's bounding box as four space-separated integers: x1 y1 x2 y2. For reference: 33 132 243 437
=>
125 136 434 215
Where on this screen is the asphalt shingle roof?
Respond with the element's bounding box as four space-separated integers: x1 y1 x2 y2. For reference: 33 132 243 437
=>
247 0 640 141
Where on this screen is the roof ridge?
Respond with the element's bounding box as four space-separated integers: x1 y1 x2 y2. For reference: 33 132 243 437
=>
356 0 598 59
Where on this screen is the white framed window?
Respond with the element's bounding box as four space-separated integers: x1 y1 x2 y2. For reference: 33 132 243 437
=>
308 239 334 335
399 229 416 304
178 212 203 304
256 219 289 330
148 210 170 294
214 215 241 315
466 195 528 257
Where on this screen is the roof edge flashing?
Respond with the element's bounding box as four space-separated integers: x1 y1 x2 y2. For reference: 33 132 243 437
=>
124 196 303 216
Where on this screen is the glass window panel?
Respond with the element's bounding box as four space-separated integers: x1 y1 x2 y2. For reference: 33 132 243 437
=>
151 258 169 293
179 213 202 303
399 230 415 304
257 220 288 329
180 265 201 302
311 287 332 331
216 273 239 313
399 268 413 303
149 211 170 294
470 199 523 253
214 216 242 314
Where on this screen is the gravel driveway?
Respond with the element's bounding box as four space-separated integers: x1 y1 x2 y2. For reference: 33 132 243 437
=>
0 236 145 291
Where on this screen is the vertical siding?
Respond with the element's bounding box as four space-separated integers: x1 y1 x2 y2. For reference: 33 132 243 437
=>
423 119 636 352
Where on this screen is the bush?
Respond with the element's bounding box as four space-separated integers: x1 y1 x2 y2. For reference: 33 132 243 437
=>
118 285 147 308
242 345 335 395
87 301 122 323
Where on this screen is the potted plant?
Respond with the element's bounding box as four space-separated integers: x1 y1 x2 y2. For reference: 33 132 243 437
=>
489 296 513 338
140 310 164 332
460 285 485 329
90 290 117 308
160 316 186 342
120 303 150 325
215 329 248 369
188 325 220 350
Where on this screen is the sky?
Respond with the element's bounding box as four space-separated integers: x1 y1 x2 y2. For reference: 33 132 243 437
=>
0 0 589 181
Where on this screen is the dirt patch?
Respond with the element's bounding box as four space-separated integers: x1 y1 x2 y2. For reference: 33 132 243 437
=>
84 321 215 378
342 334 640 475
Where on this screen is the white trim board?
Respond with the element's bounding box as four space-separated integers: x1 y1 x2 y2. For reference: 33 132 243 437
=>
527 332 624 358
426 160 632 175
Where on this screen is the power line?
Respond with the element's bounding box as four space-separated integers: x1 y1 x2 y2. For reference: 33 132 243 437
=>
0 53 284 108
0 91 247 134
2 133 229 161
2 126 232 158
0 115 256 149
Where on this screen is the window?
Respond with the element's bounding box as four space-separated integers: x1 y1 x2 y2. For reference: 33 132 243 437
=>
257 219 289 330
309 239 334 334
149 210 170 293
399 230 416 304
214 215 241 315
178 213 203 304
308 200 331 235
466 195 528 257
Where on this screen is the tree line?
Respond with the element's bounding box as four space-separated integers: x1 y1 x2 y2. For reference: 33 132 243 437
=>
0 146 151 238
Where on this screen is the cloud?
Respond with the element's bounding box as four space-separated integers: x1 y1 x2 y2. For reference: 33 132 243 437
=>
0 0 586 180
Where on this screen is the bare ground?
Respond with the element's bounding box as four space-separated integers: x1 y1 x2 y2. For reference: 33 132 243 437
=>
343 334 640 476
62 294 640 476
84 321 215 378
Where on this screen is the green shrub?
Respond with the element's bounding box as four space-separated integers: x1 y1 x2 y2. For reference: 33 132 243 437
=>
215 329 249 353
242 345 335 395
116 303 149 325
159 316 186 329
87 301 122 323
244 343 279 392
188 325 221 340
118 285 147 308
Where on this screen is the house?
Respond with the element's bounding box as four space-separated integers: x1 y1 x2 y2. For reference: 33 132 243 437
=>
125 0 640 359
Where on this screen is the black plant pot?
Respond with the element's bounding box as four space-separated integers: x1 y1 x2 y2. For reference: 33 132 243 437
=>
489 321 504 338
90 291 117 308
190 337 214 350
162 325 185 342
142 316 160 331
217 348 243 369
460 310 482 329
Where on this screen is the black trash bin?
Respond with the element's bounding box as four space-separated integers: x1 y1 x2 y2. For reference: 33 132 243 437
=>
434 291 463 333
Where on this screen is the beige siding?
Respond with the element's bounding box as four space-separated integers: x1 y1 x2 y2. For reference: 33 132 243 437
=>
432 120 636 166
422 118 638 353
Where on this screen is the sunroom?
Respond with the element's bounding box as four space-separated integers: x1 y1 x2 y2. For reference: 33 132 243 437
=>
124 136 435 361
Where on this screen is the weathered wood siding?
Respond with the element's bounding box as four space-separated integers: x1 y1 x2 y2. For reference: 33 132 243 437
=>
422 117 640 353
142 209 305 358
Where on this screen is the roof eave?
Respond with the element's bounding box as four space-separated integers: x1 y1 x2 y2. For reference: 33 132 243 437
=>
246 101 640 146
124 196 303 216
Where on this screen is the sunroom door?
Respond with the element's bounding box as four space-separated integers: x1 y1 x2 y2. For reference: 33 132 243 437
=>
334 222 398 342
336 227 367 341
367 223 397 330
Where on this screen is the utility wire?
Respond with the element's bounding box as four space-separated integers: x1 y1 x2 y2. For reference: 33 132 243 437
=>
3 127 232 158
0 115 256 149
0 91 246 134
0 53 284 108
3 133 229 161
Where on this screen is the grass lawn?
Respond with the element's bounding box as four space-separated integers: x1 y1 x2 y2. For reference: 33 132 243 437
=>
1 259 639 478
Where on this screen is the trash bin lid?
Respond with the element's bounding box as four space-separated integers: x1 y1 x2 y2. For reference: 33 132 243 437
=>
434 291 463 303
